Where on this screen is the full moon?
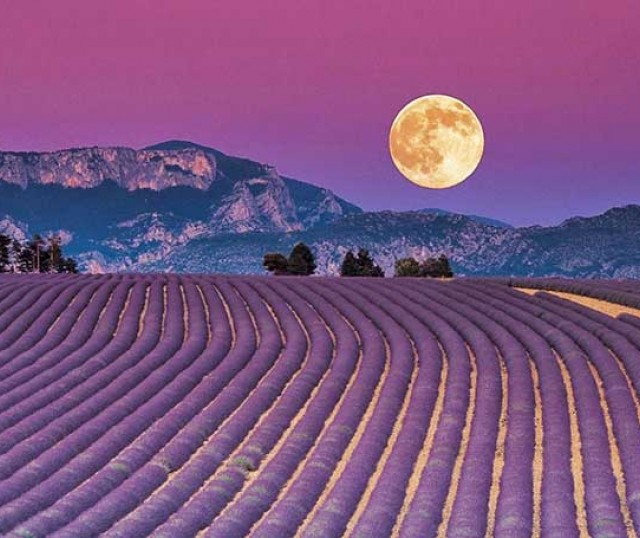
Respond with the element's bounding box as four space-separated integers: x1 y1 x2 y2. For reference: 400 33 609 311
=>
389 94 484 189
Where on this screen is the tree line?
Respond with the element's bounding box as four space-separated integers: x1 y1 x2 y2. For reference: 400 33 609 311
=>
263 243 453 278
0 233 78 274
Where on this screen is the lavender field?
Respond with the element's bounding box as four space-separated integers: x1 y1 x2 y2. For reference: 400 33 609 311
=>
0 274 639 538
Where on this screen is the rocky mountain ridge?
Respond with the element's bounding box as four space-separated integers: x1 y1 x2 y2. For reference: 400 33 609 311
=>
0 141 360 239
0 141 637 278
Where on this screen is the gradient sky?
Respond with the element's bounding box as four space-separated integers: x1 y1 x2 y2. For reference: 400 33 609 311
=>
1 0 638 226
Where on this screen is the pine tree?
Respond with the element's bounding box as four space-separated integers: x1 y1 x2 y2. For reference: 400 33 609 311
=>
18 244 34 273
355 249 384 277
48 235 62 273
340 251 359 277
11 240 22 272
263 252 289 275
287 242 316 276
394 257 420 277
0 234 10 272
420 254 454 278
437 254 454 278
60 257 79 274
29 234 45 273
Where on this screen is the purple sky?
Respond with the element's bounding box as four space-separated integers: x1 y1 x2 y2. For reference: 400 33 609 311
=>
1 0 638 226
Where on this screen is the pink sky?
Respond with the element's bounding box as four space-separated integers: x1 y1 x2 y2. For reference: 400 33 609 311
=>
1 0 638 225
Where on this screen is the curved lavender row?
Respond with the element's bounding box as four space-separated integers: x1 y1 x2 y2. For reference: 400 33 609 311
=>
44 276 259 537
428 282 537 537
620 313 640 330
97 276 305 537
229 278 361 538
520 291 640 532
20 277 234 537
0 276 118 402
4 277 198 531
350 295 468 538
135 277 329 538
0 275 74 334
0 275 637 537
58 276 255 538
467 283 629 536
45 276 275 537
500 284 640 351
0 276 83 357
0 279 149 450
485 276 640 297
0 278 173 533
534 291 640 383
18 278 232 537
396 281 502 538
451 281 578 537
236 278 412 538
0 276 96 359
201 278 383 538
5 276 213 536
0 278 56 339
343 279 443 538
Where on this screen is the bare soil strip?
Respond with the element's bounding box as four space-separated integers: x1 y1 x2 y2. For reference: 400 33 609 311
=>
484 350 509 538
249 307 364 535
295 337 391 536
555 351 589 538
390 341 448 538
180 283 189 342
515 288 640 318
195 283 212 346
531 360 543 538
587 362 637 538
436 346 478 536
136 284 150 338
344 335 419 536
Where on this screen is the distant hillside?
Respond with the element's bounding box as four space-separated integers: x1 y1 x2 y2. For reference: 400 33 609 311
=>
1 141 637 277
418 208 513 229
133 205 640 278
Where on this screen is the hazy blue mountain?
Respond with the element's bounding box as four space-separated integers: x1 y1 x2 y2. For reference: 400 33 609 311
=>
1 141 636 277
127 205 640 279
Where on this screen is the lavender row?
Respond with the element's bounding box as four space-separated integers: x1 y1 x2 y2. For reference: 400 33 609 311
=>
201 278 383 538
100 277 307 537
11 278 241 537
0 277 122 409
461 281 634 536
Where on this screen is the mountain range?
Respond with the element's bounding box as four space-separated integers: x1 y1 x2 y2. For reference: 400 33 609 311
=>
1 140 638 278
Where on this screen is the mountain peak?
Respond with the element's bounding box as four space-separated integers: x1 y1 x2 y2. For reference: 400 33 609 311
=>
143 140 226 158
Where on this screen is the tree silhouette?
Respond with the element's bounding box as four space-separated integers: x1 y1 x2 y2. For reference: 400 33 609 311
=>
0 234 11 272
340 251 359 276
287 242 316 276
263 252 289 275
340 248 384 277
420 254 454 278
394 257 420 277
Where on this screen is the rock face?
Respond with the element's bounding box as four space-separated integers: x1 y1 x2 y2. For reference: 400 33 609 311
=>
0 146 218 191
0 141 359 232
